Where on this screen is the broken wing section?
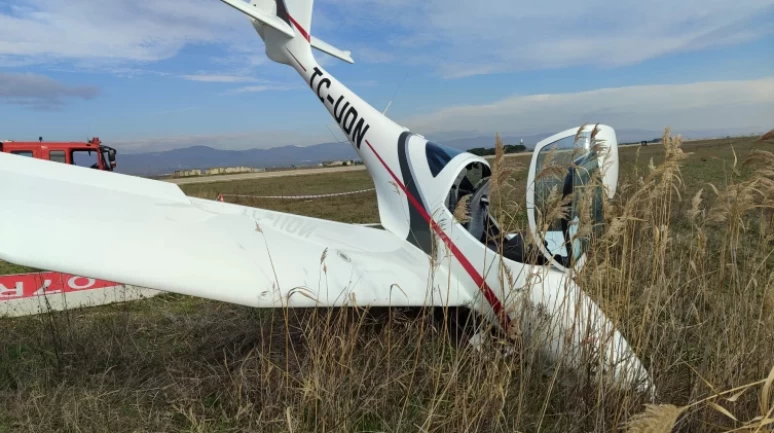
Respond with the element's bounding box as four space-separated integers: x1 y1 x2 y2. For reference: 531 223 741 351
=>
0 153 465 315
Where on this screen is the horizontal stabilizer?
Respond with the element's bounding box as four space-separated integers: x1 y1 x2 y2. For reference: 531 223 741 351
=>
219 0 294 38
311 36 354 64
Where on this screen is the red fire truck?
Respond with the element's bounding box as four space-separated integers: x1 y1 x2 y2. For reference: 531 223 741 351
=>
0 137 117 171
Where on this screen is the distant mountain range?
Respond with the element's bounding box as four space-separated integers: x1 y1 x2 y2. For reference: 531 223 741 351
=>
116 142 355 176
114 128 757 176
114 134 549 176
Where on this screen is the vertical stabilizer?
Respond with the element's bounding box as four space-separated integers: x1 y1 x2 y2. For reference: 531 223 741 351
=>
220 0 314 67
281 0 313 39
221 0 353 65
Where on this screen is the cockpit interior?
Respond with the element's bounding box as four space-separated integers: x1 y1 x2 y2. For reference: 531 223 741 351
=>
445 160 568 267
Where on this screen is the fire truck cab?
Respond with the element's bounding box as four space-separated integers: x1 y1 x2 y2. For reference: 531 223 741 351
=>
0 137 116 171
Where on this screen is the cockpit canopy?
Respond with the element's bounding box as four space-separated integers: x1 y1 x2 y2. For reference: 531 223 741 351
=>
441 124 618 271
527 124 619 272
532 133 605 262
425 141 466 178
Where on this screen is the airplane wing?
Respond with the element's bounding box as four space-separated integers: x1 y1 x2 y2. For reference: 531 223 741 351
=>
0 153 467 315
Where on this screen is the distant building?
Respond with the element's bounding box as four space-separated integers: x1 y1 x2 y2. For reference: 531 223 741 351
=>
174 169 203 177
320 159 355 167
172 166 265 178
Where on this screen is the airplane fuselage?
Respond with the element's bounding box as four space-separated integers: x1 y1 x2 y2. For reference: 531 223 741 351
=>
244 4 654 393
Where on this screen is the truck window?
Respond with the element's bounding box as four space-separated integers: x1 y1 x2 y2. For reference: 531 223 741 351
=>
71 150 100 169
50 150 66 163
11 151 34 157
101 149 113 170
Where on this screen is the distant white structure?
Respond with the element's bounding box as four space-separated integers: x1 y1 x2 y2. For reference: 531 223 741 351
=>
319 159 356 167
173 166 265 178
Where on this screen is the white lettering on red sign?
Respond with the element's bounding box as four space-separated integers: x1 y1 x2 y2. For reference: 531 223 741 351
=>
33 279 55 296
68 276 96 290
0 272 121 301
0 282 22 298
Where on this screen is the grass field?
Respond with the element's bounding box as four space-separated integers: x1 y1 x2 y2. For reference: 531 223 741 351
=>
1 130 773 432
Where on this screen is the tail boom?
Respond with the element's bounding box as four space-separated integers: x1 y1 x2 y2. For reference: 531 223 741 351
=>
220 0 418 250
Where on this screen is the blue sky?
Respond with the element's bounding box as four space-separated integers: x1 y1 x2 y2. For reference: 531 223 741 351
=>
1 0 773 153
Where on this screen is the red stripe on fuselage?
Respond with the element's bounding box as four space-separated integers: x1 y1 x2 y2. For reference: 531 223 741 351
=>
286 49 306 71
288 15 311 42
364 140 510 329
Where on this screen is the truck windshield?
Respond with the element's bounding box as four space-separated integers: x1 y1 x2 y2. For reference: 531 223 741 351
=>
101 149 113 170
71 150 101 169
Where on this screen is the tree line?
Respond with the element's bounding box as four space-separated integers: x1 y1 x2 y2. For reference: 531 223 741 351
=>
466 144 527 156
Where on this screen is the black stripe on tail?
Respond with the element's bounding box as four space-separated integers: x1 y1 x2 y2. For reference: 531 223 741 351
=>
274 0 291 25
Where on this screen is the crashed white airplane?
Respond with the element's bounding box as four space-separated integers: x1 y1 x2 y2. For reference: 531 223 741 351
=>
0 0 654 395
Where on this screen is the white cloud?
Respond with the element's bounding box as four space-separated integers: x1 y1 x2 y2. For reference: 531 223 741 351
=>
220 84 294 95
111 77 773 152
0 0 243 65
321 0 774 76
403 77 774 136
178 72 295 92
2 0 771 79
181 74 259 83
353 46 395 64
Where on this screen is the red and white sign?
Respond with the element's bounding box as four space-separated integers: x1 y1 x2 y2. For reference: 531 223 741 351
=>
0 272 121 301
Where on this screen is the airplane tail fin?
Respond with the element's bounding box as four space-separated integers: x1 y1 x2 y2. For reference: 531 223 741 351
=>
283 0 313 38
220 0 353 67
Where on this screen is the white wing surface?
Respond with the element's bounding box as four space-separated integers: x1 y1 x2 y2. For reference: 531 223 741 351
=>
310 36 354 64
0 153 466 314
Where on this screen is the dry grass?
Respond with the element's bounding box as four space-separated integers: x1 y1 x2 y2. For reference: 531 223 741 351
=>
1 130 773 432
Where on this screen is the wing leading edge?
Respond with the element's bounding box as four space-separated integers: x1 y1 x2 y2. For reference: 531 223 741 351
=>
0 153 468 313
